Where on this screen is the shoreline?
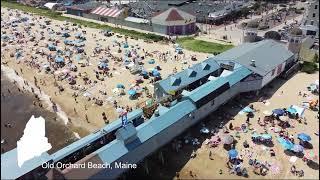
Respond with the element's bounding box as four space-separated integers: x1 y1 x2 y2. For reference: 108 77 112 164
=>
1 65 69 125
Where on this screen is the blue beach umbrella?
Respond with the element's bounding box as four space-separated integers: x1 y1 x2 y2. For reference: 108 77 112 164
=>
141 70 148 76
228 149 238 159
272 109 285 116
123 43 129 48
287 107 297 114
55 56 64 63
117 84 125 89
291 144 304 153
148 59 155 64
277 137 294 150
128 89 136 96
251 133 260 138
297 133 311 142
261 134 272 140
152 69 160 77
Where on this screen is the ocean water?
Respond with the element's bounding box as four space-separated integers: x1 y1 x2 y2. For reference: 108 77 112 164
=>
1 72 75 154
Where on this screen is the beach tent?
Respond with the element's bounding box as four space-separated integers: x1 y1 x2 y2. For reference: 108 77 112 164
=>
123 43 129 48
297 133 311 142
228 149 238 159
290 105 306 117
277 137 294 150
291 144 304 153
55 56 64 63
128 89 136 96
272 109 285 116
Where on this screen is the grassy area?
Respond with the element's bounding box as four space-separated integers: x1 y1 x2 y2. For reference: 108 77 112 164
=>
1 0 165 42
301 62 319 74
176 37 234 54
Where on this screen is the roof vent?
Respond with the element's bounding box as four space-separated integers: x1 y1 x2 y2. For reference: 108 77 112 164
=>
155 109 160 117
251 60 256 67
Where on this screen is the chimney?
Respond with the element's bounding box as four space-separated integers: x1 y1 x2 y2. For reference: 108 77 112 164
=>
251 60 256 67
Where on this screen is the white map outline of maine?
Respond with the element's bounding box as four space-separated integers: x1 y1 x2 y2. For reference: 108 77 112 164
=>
17 115 52 167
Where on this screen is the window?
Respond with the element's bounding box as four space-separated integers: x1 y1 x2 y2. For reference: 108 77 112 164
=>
311 20 314 25
313 13 316 17
211 100 215 106
315 5 318 9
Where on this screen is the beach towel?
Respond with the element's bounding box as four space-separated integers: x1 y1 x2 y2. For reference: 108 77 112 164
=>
289 156 297 163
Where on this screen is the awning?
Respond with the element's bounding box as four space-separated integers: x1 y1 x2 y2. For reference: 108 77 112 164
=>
91 7 123 18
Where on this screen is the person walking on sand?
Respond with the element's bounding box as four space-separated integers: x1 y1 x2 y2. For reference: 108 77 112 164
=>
85 114 89 123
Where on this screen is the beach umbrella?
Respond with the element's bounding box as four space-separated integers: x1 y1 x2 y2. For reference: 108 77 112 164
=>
287 107 297 114
291 144 304 153
263 110 273 116
272 109 285 116
297 133 311 142
98 62 108 69
222 134 234 145
277 137 294 150
145 99 153 106
148 59 155 64
123 43 129 48
261 134 272 140
117 84 125 89
251 133 260 138
228 149 238 159
304 150 318 161
152 69 160 77
128 89 136 96
55 56 64 63
141 70 148 76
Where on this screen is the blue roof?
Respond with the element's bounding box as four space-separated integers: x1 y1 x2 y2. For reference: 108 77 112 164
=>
137 100 196 142
157 58 220 93
187 77 229 103
224 66 252 86
94 100 196 164
51 109 142 161
212 40 294 76
1 149 51 179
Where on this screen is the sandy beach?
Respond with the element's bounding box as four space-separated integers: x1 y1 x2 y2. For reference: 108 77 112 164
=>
128 72 319 179
1 7 208 136
1 5 319 180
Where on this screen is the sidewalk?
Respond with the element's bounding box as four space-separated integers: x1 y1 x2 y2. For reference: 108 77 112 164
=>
62 13 169 38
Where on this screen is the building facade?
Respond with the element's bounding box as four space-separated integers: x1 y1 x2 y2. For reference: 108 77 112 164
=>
300 0 319 37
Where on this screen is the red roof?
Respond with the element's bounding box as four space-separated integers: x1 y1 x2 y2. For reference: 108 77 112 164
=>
165 9 184 21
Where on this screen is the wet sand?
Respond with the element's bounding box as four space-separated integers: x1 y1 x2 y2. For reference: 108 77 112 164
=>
1 72 76 154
